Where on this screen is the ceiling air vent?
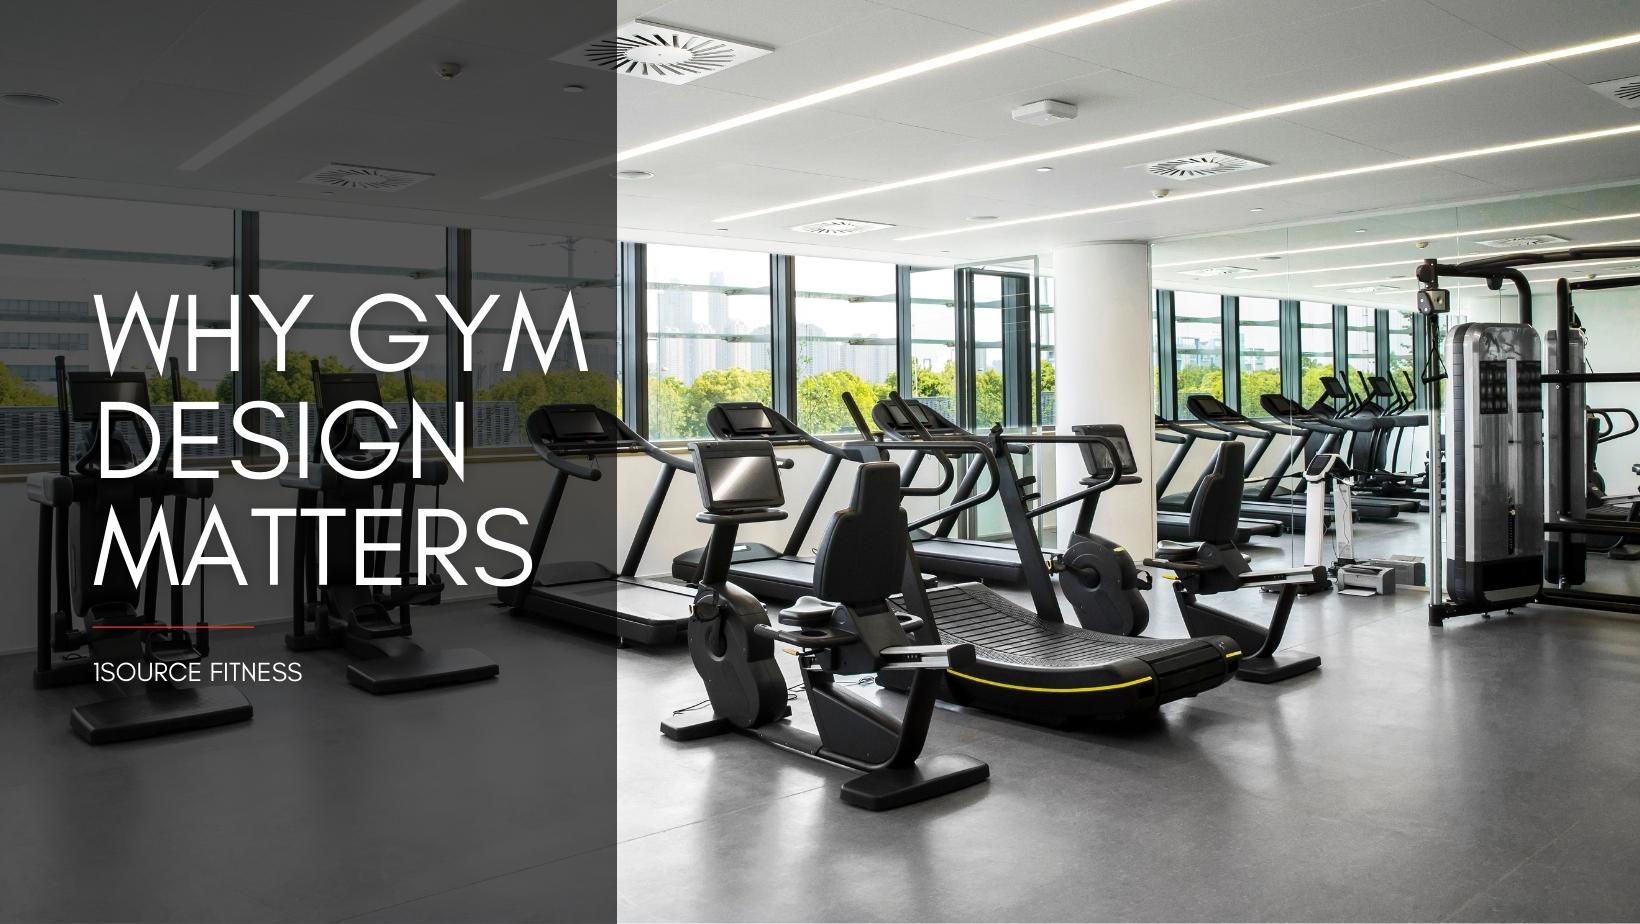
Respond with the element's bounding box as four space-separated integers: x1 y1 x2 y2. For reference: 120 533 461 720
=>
1589 74 1640 109
556 21 771 85
1474 233 1570 249
298 163 433 192
1140 151 1269 181
1344 285 1399 294
789 218 896 236
1177 265 1254 277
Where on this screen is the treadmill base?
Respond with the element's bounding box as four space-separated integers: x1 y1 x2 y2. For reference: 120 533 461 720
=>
1236 651 1320 683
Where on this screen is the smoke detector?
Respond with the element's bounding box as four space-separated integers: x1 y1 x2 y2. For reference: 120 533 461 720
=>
1177 265 1254 277
1474 233 1570 249
298 163 434 191
1344 285 1400 294
1589 74 1640 108
1011 99 1077 126
556 20 771 85
1139 151 1269 181
788 218 896 236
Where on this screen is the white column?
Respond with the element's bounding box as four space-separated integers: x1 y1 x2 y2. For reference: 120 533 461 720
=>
1052 242 1154 556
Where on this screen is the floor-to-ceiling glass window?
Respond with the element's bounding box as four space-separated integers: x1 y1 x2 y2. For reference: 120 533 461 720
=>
644 245 772 440
793 256 896 434
1344 305 1378 395
906 267 957 420
1173 291 1224 416
1237 297 1281 415
1298 300 1336 407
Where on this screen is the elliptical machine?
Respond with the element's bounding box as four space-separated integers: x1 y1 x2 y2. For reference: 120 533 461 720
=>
661 439 989 811
31 357 253 743
282 362 498 693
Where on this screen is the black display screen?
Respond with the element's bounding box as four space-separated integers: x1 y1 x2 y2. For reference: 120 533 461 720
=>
1075 425 1135 476
68 374 149 421
701 452 783 510
547 409 607 441
723 406 776 435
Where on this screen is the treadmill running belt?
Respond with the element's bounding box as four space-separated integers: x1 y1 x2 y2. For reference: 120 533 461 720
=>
525 579 694 645
890 584 1239 722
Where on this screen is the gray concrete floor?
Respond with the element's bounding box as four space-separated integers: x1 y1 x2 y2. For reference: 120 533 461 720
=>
7 512 1640 922
619 512 1640 922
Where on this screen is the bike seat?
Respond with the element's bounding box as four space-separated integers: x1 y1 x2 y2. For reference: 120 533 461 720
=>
779 596 837 629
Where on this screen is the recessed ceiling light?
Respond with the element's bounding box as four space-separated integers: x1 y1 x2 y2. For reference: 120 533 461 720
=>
714 227 729 232
1249 207 1265 213
0 91 62 109
896 123 1640 242
615 170 653 180
179 0 460 171
1035 166 1055 173
1354 228 1368 233
562 84 586 93
712 30 1640 222
967 215 998 221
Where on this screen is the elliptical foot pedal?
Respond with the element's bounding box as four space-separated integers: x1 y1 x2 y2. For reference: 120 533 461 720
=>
71 684 253 745
346 647 498 694
1235 651 1320 683
839 753 990 811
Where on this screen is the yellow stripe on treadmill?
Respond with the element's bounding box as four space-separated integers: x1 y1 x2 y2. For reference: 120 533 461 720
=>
1224 651 1242 659
947 670 1154 694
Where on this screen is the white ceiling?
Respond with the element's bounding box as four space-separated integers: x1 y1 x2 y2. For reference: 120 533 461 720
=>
2 0 1639 268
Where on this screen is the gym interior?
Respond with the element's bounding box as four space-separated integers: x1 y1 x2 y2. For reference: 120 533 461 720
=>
3 2 1640 922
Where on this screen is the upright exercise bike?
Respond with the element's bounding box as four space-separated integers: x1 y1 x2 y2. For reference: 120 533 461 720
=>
662 439 989 811
31 357 253 743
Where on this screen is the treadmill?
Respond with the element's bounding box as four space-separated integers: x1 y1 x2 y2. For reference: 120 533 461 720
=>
505 404 697 645
670 402 933 600
1151 415 1284 543
1181 394 1402 527
868 398 1040 583
852 394 1246 724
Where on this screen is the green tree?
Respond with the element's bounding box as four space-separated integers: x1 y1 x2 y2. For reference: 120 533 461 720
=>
1175 363 1225 412
647 376 689 441
478 370 616 420
379 371 448 403
796 369 884 434
1238 367 1282 415
147 374 213 406
974 368 1004 429
677 367 772 439
219 352 352 403
1300 359 1335 408
0 362 49 407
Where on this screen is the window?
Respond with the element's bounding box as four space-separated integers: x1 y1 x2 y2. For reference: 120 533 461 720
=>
1174 291 1224 416
0 190 232 465
1036 276 1055 426
906 267 956 421
1151 292 1161 416
645 245 772 440
793 256 895 434
1237 297 1281 416
972 273 1006 427
258 214 448 451
471 230 618 448
1298 300 1335 407
1344 306 1377 393
1387 309 1415 406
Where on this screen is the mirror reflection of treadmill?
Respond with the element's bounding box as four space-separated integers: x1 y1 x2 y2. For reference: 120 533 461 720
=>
510 405 699 645
1151 415 1284 544
1179 394 1405 529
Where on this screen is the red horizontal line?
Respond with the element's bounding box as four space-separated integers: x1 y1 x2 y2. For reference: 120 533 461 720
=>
92 625 256 630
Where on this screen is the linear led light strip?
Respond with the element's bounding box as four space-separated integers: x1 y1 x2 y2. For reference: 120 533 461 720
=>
1231 235 1640 283
179 0 462 171
1156 209 1640 268
718 30 1640 223
1318 251 1640 288
483 0 1179 200
897 124 1640 241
